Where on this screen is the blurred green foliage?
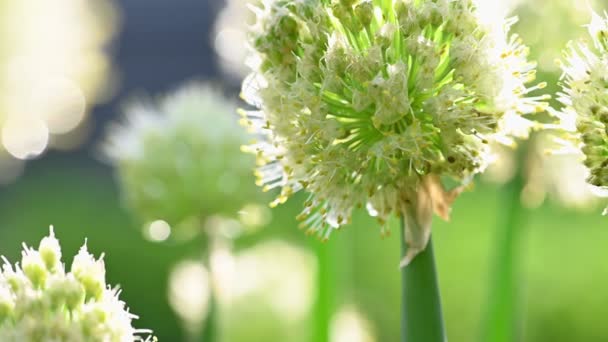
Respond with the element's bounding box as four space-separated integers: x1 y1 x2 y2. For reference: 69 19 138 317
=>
1 1 608 341
0 155 606 341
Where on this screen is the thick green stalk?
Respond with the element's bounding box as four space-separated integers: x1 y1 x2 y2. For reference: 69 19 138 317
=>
401 218 446 342
313 241 332 342
480 145 528 342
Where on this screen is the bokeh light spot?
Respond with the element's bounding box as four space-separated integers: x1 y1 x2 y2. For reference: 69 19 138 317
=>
168 261 211 328
145 220 172 242
215 28 248 68
330 306 376 342
2 116 49 160
238 203 272 231
30 78 87 134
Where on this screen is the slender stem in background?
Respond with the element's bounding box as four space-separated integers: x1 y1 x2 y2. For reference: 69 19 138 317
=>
480 143 528 342
200 284 217 342
401 217 446 342
200 229 217 342
313 241 332 342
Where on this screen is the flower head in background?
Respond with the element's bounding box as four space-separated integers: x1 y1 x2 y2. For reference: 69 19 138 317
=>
242 0 547 264
0 227 153 342
510 0 603 74
102 84 260 240
0 0 116 174
558 10 608 215
481 0 605 212
484 132 606 211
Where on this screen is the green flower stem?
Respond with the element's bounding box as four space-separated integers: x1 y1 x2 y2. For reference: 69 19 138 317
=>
481 144 528 342
401 217 446 342
313 241 333 342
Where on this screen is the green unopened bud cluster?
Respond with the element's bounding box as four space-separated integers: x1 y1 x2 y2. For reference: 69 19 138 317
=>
242 0 548 239
558 11 608 213
103 84 259 238
0 228 153 341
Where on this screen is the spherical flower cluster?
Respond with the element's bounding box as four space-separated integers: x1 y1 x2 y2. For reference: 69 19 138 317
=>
0 228 153 341
558 11 608 214
242 0 547 263
102 84 259 239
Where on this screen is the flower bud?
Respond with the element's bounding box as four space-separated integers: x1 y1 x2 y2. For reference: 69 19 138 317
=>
38 226 62 272
21 250 47 288
47 274 85 311
355 1 374 28
71 245 105 301
0 287 14 323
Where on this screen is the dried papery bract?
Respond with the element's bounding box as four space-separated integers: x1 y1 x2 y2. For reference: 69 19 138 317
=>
242 0 547 264
558 10 608 214
0 227 154 342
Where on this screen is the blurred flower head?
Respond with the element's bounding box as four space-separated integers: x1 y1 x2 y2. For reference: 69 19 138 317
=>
0 227 153 342
558 10 608 215
482 131 604 211
511 0 603 74
242 0 547 264
102 84 260 240
482 0 605 212
0 0 116 171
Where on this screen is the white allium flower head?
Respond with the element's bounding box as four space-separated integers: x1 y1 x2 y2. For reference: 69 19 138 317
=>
102 84 259 239
0 227 154 342
242 0 548 264
558 10 608 215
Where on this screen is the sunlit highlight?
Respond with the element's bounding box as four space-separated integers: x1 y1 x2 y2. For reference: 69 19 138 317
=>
1 116 49 160
513 0 603 72
145 220 172 242
214 0 257 78
238 203 272 231
0 0 116 165
218 240 315 322
168 261 211 330
330 305 376 342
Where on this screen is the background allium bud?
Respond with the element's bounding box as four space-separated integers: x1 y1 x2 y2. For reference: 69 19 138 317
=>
558 11 608 214
103 84 259 239
0 228 153 342
242 0 547 261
